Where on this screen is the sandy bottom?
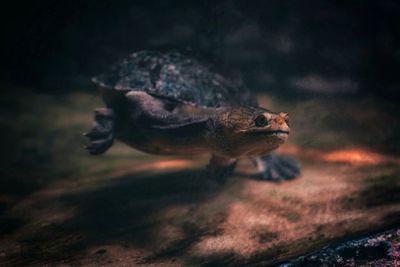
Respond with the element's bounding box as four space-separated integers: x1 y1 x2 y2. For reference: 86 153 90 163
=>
1 147 399 266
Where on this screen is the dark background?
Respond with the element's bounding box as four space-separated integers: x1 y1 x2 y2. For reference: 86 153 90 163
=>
2 0 400 99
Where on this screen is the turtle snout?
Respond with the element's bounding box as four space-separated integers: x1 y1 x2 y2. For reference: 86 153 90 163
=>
275 112 290 132
279 112 290 127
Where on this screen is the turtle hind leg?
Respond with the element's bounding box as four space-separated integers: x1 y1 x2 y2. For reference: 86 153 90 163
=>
84 108 115 155
254 153 300 182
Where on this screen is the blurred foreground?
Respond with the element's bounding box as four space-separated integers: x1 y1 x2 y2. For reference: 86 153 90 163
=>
0 89 399 266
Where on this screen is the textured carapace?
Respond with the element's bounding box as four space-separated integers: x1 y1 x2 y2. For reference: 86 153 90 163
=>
93 50 256 108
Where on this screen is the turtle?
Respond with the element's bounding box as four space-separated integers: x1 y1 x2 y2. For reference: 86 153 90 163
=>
85 50 300 182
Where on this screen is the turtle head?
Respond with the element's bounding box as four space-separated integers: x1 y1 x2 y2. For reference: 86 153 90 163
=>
213 107 290 158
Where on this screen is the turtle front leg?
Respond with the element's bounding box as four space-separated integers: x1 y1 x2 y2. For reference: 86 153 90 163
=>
253 153 300 181
84 108 115 155
207 155 237 184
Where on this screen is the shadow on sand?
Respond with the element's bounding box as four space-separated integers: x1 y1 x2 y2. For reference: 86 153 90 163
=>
33 168 234 265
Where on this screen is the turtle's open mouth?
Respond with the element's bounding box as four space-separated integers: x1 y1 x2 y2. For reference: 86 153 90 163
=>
248 130 289 137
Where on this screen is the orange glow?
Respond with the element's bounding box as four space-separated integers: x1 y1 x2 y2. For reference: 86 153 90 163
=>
322 149 386 165
280 145 399 166
108 158 207 178
147 160 194 169
136 159 196 172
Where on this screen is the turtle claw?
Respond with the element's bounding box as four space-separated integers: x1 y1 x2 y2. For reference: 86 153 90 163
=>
254 153 300 182
85 108 115 155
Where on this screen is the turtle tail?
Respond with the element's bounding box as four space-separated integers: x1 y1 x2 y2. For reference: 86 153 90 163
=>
84 108 115 155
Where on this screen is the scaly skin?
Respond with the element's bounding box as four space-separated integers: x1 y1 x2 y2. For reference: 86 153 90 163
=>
211 107 290 159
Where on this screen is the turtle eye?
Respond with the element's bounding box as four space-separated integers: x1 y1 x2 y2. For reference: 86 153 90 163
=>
255 115 268 127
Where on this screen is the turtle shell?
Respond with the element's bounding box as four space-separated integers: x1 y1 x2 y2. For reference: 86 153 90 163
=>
92 50 256 108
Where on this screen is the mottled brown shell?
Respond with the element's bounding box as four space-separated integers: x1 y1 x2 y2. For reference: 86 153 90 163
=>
92 50 256 108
